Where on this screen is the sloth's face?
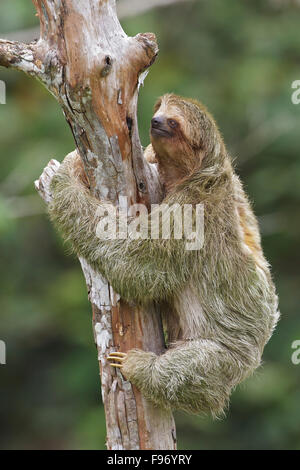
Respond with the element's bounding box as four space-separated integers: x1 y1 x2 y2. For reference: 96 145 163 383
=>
150 101 190 164
150 99 205 176
150 114 178 139
150 94 221 175
150 102 182 140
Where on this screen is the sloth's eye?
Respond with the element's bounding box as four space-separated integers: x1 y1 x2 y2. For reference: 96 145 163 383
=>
168 119 178 129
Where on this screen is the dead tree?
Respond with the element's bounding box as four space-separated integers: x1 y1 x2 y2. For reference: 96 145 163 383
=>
0 0 176 450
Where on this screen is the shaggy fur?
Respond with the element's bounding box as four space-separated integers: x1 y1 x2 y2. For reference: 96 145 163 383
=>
49 94 279 417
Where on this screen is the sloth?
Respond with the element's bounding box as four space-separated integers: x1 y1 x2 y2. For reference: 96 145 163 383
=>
48 94 279 416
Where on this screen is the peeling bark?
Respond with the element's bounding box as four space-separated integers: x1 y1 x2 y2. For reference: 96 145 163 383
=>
0 39 42 75
2 0 176 450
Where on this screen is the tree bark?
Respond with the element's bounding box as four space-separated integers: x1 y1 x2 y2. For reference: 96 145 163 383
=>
0 0 176 450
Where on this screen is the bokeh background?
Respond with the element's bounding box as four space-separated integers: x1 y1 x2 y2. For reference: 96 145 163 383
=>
0 0 300 450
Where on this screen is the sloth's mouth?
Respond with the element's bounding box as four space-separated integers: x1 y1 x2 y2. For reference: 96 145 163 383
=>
151 127 172 138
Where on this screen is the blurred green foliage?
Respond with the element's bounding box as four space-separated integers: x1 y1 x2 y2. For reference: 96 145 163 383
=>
0 0 299 450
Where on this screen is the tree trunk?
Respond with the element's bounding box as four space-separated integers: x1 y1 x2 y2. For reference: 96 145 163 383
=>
0 0 176 450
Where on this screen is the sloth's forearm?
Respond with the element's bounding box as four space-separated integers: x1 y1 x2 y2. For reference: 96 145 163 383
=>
48 160 194 303
49 169 103 266
122 340 254 416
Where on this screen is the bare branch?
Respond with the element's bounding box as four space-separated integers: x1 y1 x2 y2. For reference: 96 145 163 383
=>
25 0 174 450
0 39 43 77
0 0 176 450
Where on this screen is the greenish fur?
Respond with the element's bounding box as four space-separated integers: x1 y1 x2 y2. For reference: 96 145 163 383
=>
48 94 279 417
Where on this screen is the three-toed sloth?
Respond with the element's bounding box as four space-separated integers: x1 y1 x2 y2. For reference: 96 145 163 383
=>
48 94 279 417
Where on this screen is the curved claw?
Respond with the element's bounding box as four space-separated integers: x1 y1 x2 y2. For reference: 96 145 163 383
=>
109 352 127 358
107 352 127 369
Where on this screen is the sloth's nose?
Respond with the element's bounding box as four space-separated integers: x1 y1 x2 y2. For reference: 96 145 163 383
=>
151 116 165 128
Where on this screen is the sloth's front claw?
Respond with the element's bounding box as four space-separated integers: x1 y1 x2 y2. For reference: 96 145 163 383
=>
107 352 127 369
